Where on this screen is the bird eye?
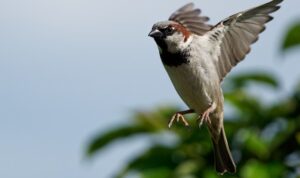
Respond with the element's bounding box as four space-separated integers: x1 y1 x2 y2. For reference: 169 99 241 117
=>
165 26 175 35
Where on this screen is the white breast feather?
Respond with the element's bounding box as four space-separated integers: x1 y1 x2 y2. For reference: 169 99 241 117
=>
164 35 220 114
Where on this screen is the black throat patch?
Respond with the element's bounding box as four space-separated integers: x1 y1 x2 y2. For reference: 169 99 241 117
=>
155 39 190 67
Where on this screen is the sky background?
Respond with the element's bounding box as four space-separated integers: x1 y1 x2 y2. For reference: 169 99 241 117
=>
0 0 299 178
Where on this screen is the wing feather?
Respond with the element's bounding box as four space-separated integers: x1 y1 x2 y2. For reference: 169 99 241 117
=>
206 0 283 81
169 3 212 36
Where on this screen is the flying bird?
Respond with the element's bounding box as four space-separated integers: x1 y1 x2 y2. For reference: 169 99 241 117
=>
148 0 283 174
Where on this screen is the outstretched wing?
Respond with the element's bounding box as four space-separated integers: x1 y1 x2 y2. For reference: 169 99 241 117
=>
169 3 212 36
206 0 283 82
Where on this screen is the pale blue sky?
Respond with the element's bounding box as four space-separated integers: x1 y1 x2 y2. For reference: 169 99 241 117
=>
0 0 299 178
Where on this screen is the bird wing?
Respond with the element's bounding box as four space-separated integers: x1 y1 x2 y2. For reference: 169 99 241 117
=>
169 3 212 36
205 0 283 82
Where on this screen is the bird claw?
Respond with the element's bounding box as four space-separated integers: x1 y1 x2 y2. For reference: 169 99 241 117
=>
198 111 211 127
197 105 214 127
168 113 190 128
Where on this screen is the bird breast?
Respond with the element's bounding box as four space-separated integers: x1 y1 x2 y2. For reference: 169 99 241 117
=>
164 55 218 114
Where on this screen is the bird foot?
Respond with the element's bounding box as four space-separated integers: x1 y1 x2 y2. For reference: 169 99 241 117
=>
198 103 216 127
168 109 194 128
198 110 212 127
168 113 189 128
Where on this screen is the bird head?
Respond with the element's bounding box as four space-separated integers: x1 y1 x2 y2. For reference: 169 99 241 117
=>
149 21 192 53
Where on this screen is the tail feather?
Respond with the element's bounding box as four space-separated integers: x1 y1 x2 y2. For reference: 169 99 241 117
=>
212 127 236 174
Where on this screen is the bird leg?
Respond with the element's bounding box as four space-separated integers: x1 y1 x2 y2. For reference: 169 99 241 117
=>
168 109 195 128
198 102 216 127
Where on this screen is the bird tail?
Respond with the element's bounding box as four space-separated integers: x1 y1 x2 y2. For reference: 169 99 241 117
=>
212 127 236 174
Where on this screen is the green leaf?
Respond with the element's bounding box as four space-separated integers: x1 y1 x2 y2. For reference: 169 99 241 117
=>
241 160 269 178
282 22 300 51
86 126 148 156
224 90 264 120
240 130 269 159
241 160 285 178
203 169 219 178
141 168 171 178
174 160 199 176
114 145 176 178
229 72 279 89
86 107 179 157
123 146 176 171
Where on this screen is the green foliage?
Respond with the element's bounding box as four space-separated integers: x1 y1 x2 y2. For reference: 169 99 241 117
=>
282 22 300 51
86 75 300 177
86 126 148 156
241 160 285 178
228 72 279 89
85 22 300 178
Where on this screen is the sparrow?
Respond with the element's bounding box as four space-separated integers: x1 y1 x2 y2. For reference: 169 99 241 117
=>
148 0 283 174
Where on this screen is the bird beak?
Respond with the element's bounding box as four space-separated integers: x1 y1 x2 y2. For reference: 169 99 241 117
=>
148 29 163 38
